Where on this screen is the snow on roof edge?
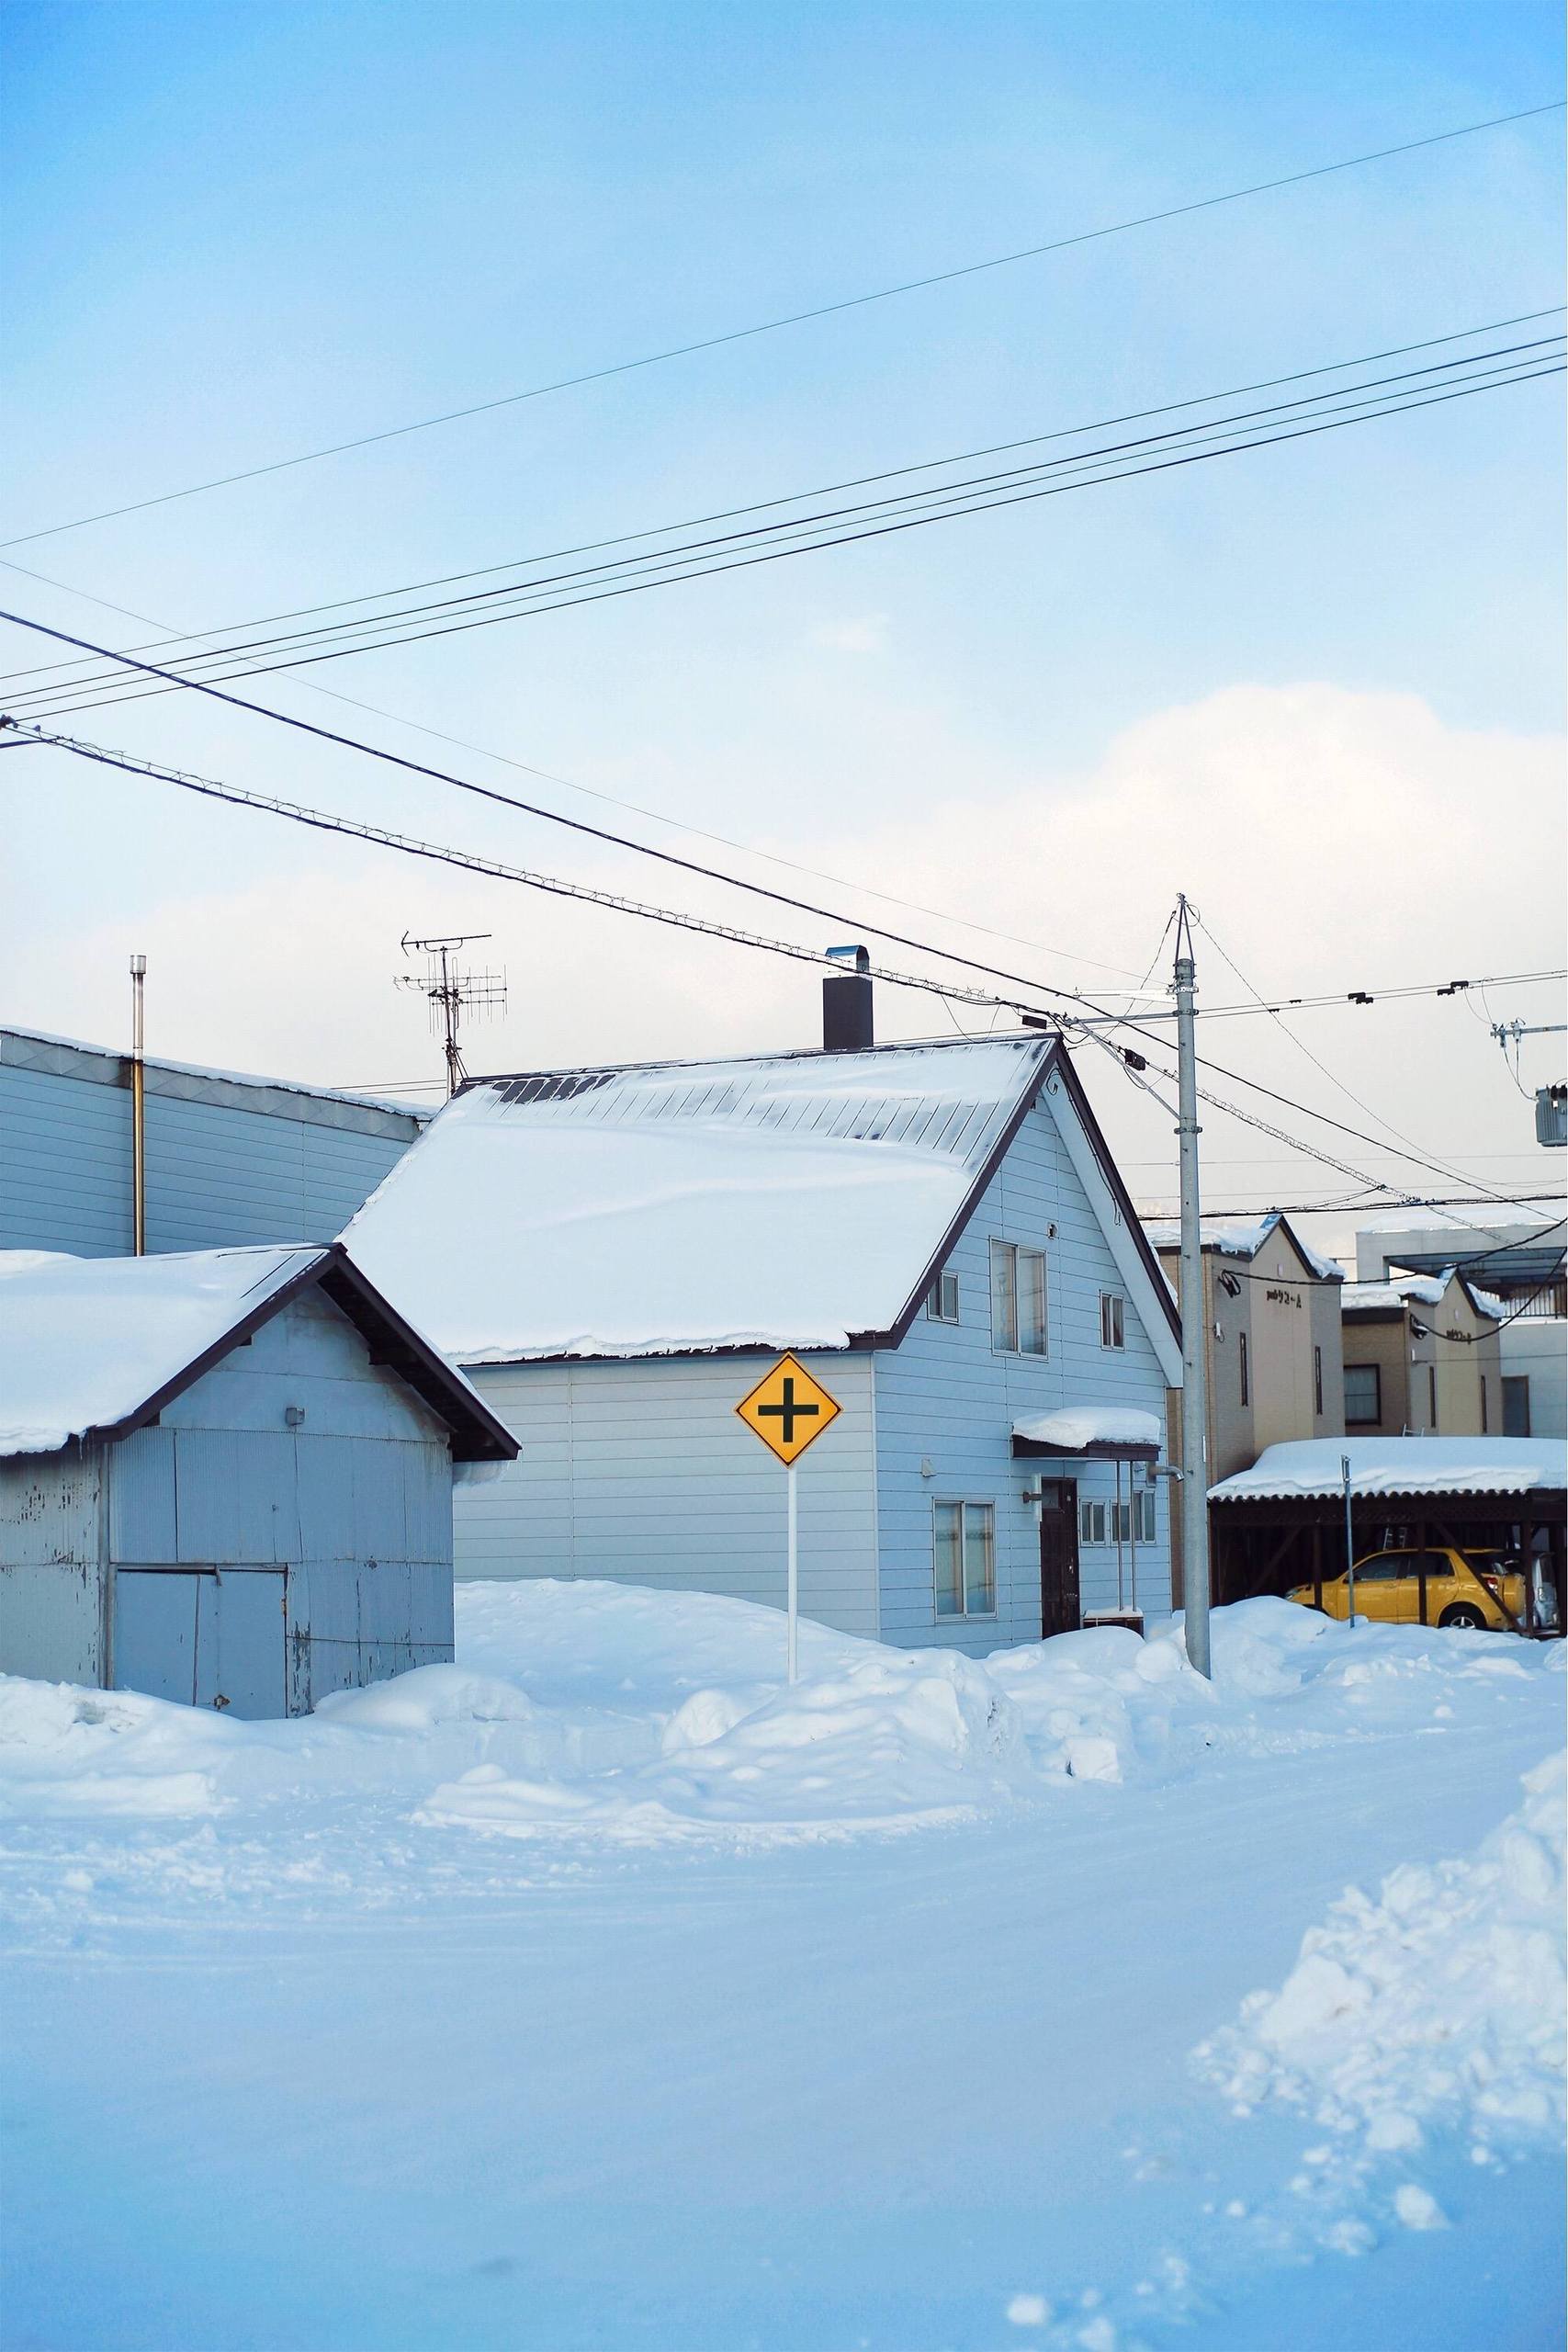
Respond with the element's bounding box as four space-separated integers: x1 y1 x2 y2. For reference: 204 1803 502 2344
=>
2 1022 434 1124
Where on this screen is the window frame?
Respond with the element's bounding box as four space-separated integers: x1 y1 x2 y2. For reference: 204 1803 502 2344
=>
1079 1498 1108 1546
1238 1329 1249 1406
1314 1343 1324 1417
989 1239 1047 1356
926 1269 961 1324
1344 1363 1382 1426
1428 1363 1439 1430
932 1498 998 1620
1099 1291 1125 1351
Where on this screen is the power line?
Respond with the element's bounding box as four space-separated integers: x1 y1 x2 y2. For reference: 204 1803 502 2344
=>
1 598 1553 1217
16 345 1562 718
2 712 1497 1214
7 312 1558 690
7 99 1560 549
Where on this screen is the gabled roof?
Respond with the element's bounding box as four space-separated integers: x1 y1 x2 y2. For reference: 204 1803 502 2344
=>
1341 1268 1506 1323
1143 1211 1342 1283
342 1034 1182 1376
0 1244 516 1461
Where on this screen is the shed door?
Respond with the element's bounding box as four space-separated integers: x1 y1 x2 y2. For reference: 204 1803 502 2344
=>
1039 1485 1081 1640
115 1569 287 1717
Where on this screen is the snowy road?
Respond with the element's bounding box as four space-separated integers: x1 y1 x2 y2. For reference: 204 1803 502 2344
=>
2 1589 1562 2350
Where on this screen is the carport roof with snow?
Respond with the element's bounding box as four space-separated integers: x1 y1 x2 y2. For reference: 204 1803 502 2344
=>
1210 1436 1567 1503
341 1034 1182 1369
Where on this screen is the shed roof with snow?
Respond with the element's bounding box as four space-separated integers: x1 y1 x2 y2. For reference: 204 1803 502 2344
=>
343 1034 1182 1376
0 1243 516 1461
1210 1435 1566 1504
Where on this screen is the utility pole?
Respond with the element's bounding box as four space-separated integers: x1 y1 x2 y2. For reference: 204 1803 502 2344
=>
1174 896 1212 1677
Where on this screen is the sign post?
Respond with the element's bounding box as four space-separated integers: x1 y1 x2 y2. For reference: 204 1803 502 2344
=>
736 1353 841 1682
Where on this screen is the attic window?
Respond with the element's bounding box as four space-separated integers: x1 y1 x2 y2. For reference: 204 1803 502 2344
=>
1099 1292 1125 1350
926 1271 960 1324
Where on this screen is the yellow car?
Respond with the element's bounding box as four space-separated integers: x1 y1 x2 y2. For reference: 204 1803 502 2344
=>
1287 1545 1536 1633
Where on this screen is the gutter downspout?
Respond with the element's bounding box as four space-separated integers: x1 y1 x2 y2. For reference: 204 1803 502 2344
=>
130 953 146 1255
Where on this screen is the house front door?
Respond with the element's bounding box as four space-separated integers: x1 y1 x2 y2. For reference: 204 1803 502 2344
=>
1039 1485 1081 1640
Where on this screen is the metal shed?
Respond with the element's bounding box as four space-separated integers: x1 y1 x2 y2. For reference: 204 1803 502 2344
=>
0 1243 516 1715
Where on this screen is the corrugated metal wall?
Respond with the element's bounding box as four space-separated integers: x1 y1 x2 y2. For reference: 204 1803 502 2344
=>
875 1094 1172 1654
0 1031 423 1257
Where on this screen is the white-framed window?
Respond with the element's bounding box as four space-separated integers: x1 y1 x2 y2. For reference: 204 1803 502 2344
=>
934 1499 997 1618
1082 1493 1156 1546
926 1270 960 1323
1099 1292 1125 1350
990 1240 1047 1354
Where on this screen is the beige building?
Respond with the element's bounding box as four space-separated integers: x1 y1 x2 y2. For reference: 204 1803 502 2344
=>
1340 1269 1506 1438
1145 1214 1346 1600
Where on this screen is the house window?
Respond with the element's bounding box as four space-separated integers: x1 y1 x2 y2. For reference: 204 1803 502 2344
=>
1238 1331 1249 1406
1503 1376 1531 1437
926 1270 960 1323
1108 1493 1157 1545
1345 1363 1381 1425
933 1499 996 1618
1099 1292 1125 1350
1080 1499 1107 1546
990 1240 1046 1354
1480 1375 1488 1434
1314 1344 1324 1417
1428 1364 1438 1430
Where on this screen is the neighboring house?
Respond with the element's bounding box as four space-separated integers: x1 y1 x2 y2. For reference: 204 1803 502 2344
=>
1340 1270 1506 1439
0 1023 429 1258
0 1244 515 1715
1143 1214 1345 1600
344 1030 1183 1653
1208 1434 1566 1631
1355 1205 1566 1441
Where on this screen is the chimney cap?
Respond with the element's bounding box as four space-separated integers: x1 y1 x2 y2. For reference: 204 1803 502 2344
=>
826 943 871 973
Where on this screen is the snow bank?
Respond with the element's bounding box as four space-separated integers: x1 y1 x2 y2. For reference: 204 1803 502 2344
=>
1196 1747 1566 2179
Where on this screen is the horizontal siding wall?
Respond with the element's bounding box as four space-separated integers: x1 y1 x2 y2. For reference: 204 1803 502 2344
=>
458 1353 880 1638
875 1092 1173 1655
1 1038 417 1257
0 1063 132 1255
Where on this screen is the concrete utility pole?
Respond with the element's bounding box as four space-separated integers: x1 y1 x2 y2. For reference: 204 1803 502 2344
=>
1174 897 1212 1677
130 952 147 1256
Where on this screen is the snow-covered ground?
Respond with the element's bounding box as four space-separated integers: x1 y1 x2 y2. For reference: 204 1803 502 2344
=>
2 1585 1562 2350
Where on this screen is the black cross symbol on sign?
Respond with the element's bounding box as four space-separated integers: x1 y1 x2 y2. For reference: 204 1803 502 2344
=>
757 1377 819 1446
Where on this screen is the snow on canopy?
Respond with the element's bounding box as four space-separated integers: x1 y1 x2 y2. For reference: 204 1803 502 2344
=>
1210 1435 1567 1503
1142 1212 1343 1283
343 1037 1054 1363
0 1245 325 1457
1012 1406 1163 1452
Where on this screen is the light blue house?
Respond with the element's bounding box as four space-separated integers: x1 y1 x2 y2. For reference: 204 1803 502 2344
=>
1 1023 427 1259
0 1243 515 1714
344 1029 1183 1649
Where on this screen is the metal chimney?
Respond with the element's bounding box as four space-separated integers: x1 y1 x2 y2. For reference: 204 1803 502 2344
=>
822 944 873 1053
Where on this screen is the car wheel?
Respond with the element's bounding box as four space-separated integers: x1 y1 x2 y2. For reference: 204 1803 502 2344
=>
1438 1603 1488 1631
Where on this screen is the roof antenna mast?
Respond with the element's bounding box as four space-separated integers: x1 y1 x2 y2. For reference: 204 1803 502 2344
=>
396 932 507 1098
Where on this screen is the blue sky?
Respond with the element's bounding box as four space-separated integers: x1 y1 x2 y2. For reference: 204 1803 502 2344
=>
2 3 1563 1225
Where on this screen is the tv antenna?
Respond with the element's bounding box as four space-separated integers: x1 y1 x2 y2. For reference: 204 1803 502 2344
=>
396 932 507 1097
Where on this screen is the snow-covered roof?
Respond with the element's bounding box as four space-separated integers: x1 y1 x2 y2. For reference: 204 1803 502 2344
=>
0 1245 515 1461
1211 1436 1567 1503
343 1035 1182 1373
0 1246 324 1455
1012 1407 1164 1454
1342 1270 1506 1320
1142 1213 1342 1283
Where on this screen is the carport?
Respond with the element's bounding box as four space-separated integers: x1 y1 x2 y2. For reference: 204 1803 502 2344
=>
1208 1436 1565 1635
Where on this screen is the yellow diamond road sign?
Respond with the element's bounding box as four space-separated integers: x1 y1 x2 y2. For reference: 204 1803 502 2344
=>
736 1354 841 1465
